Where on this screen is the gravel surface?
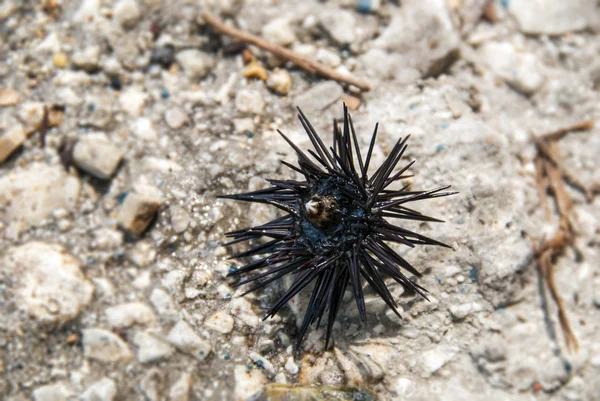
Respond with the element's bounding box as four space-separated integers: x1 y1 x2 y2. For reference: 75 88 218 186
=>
1 1 599 400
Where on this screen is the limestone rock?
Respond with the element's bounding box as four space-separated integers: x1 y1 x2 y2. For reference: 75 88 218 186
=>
82 328 134 362
0 124 26 163
133 330 174 364
73 135 123 179
117 192 162 235
105 302 156 328
2 242 94 326
167 320 211 361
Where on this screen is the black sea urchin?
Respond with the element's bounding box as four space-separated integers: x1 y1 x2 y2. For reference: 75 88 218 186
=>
220 104 456 348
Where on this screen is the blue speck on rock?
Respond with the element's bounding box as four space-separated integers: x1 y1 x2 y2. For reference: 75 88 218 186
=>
161 88 169 99
357 0 373 13
436 144 445 153
87 103 95 112
469 267 479 282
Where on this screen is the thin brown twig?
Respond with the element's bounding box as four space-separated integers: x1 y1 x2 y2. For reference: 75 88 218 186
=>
202 12 371 92
532 120 595 352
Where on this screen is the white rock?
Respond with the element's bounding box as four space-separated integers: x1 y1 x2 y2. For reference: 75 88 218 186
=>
114 0 141 29
262 18 296 46
54 70 93 87
235 89 265 114
0 87 21 106
294 81 343 115
285 357 299 375
82 328 134 362
0 124 26 163
509 0 593 35
72 46 101 72
32 382 73 401
106 302 156 328
320 10 356 45
150 288 178 319
81 378 117 401
126 240 157 267
479 41 545 95
73 136 123 179
74 0 101 24
18 101 45 134
82 94 114 128
2 242 94 326
93 228 124 249
131 117 158 141
117 192 163 235
249 352 276 375
119 87 147 116
204 310 234 334
133 330 175 363
176 49 214 79
170 206 191 233
36 32 61 54
230 298 260 327
140 369 162 401
419 346 458 377
373 0 460 76
164 108 189 129
167 320 211 361
316 48 341 68
266 68 292 95
449 303 472 320
233 365 267 401
168 373 192 401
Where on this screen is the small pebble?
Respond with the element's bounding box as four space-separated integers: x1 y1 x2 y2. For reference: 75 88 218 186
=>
235 89 265 114
176 49 214 79
267 68 292 95
168 373 192 401
33 382 73 401
341 94 361 110
117 192 163 235
114 0 141 29
167 320 212 361
53 52 68 68
0 124 26 163
132 331 175 364
450 303 472 320
170 205 191 233
81 378 117 401
72 135 124 179
243 62 268 81
0 88 20 106
105 302 156 328
164 108 189 129
82 328 134 362
204 310 235 334
262 17 296 46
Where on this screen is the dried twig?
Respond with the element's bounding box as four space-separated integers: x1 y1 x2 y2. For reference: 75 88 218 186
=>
532 119 595 352
202 12 371 92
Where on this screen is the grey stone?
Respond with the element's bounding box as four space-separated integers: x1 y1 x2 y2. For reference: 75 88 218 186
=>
479 42 545 95
2 242 94 326
372 0 460 77
320 10 357 45
262 17 296 46
73 135 123 179
294 80 343 115
509 0 594 35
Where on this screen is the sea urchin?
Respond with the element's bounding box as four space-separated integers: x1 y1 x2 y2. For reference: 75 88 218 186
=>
220 104 456 348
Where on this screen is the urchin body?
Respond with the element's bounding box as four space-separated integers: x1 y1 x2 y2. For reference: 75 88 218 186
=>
221 105 455 348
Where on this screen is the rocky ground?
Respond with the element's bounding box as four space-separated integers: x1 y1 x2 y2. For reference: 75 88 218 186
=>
1 0 600 400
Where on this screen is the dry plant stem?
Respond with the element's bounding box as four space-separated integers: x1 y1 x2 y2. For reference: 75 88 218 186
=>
531 120 595 353
202 12 371 91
